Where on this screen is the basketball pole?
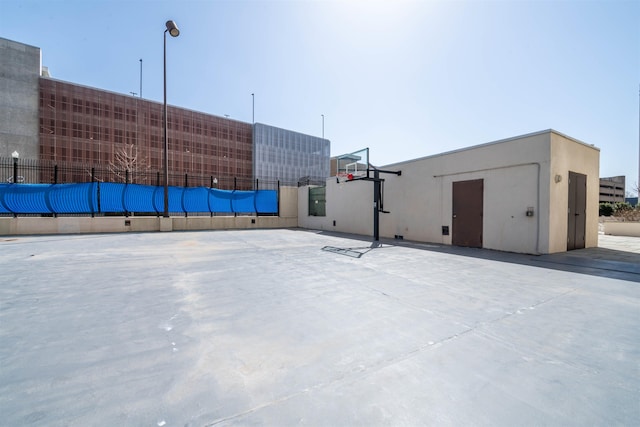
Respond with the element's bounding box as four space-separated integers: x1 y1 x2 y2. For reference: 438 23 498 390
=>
346 167 401 241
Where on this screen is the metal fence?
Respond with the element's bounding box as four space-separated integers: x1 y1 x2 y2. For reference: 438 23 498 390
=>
0 157 284 217
0 157 286 190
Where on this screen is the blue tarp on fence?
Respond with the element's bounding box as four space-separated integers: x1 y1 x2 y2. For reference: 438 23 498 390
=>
0 183 278 215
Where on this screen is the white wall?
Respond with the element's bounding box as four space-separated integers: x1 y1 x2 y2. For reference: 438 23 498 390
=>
298 130 600 254
377 131 551 253
298 180 372 236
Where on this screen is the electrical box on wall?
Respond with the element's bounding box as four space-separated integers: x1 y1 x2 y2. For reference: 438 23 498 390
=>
442 226 449 235
526 207 534 217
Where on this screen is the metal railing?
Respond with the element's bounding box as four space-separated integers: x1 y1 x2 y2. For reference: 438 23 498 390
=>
0 157 285 217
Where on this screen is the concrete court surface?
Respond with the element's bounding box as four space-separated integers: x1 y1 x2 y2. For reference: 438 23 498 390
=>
0 229 638 426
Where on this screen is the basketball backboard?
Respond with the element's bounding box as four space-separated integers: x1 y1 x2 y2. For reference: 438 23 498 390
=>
332 148 369 181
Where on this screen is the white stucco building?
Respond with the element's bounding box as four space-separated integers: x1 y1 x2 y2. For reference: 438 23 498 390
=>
299 130 600 254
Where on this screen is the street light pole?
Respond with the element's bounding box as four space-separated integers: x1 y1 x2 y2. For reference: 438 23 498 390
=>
163 20 180 218
321 114 324 139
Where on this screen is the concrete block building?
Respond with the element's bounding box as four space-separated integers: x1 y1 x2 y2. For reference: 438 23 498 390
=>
300 130 600 254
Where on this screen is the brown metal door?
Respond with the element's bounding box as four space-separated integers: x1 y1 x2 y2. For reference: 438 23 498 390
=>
452 179 483 248
567 171 587 250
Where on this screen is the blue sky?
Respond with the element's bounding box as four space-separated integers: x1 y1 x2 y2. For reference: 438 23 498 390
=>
2 0 639 193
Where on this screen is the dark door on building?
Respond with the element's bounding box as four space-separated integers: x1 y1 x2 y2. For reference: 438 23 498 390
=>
567 171 587 250
452 179 483 248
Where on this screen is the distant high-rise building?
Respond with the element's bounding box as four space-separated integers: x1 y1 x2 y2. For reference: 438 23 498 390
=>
599 176 625 204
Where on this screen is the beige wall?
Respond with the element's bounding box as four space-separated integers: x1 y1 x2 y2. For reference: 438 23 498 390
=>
298 180 372 236
379 132 552 253
0 186 299 236
278 186 298 219
548 133 600 252
298 130 600 254
603 222 640 237
0 215 298 236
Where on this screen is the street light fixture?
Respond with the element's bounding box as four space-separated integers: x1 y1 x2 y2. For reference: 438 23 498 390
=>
163 20 180 218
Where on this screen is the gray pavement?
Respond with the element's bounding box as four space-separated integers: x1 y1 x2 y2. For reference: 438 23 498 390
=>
1 229 638 426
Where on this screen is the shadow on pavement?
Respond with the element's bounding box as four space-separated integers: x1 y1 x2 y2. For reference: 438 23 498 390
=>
314 230 640 283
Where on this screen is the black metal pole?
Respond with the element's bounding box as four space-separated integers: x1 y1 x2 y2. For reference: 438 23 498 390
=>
162 20 180 218
13 157 18 184
91 167 96 218
163 29 169 218
373 170 380 241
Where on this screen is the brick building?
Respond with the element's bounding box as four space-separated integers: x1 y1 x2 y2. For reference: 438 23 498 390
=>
1 37 330 188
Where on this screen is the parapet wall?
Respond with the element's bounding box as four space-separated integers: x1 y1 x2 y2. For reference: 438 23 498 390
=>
0 215 298 236
0 185 299 236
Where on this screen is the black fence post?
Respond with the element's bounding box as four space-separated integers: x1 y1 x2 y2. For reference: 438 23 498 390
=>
255 178 260 217
91 167 96 218
54 164 58 184
157 171 160 187
125 169 129 184
277 180 280 217
234 177 237 217
13 157 18 185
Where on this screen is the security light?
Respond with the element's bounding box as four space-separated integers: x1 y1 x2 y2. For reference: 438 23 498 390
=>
166 21 180 37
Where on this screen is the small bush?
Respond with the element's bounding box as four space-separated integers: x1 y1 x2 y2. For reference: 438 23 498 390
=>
613 205 640 221
613 201 632 213
599 203 614 217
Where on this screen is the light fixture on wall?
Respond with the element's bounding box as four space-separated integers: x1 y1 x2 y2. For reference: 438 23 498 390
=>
554 174 562 183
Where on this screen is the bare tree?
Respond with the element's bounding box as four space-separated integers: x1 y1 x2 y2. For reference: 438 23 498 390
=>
108 144 150 183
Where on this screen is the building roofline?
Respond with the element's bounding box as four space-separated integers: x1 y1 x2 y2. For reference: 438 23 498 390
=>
382 129 600 168
39 75 249 124
0 37 40 51
254 122 330 142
